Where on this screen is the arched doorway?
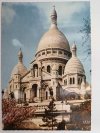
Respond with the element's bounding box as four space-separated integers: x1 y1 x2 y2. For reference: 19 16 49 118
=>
32 84 37 97
24 93 26 102
30 84 38 102
20 86 26 103
47 65 51 73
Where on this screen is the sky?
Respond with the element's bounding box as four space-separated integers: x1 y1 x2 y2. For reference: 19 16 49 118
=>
1 2 91 90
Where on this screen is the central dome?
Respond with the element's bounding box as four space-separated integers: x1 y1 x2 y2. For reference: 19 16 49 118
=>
36 6 70 53
37 27 70 52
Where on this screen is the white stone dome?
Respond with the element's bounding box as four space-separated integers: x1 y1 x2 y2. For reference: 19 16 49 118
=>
11 62 28 78
11 49 28 78
36 6 70 53
37 27 70 52
64 44 85 75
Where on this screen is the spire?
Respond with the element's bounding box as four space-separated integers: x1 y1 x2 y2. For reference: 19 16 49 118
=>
18 48 23 63
50 5 57 28
71 42 77 57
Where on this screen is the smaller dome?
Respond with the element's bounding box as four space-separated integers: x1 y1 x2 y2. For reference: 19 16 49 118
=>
11 49 28 78
64 44 85 75
11 62 28 78
64 57 85 75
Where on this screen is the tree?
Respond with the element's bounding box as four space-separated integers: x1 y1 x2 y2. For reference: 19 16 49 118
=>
80 16 91 75
80 17 91 43
2 98 36 129
42 98 58 130
80 16 91 59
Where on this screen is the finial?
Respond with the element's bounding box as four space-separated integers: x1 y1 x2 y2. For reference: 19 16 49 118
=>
53 5 55 9
50 5 57 28
71 42 77 57
18 48 23 63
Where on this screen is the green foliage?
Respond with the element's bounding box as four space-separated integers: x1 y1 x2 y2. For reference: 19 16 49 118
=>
80 16 91 61
42 98 58 129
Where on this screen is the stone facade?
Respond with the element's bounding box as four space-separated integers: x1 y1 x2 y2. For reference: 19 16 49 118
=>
5 7 90 102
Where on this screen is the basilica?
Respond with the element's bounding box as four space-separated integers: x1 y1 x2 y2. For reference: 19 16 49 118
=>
4 7 91 102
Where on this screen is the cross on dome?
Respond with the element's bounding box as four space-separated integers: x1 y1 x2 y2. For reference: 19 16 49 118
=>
18 48 23 63
71 42 77 57
50 5 57 27
53 5 55 9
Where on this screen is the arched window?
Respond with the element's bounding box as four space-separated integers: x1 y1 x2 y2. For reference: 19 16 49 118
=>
70 78 72 84
66 79 67 85
10 85 12 89
73 78 75 84
59 51 62 54
59 66 62 75
42 52 45 55
81 78 82 83
32 84 37 97
63 67 65 74
64 80 66 85
46 92 48 100
47 65 51 73
64 79 67 85
53 50 57 54
78 78 80 84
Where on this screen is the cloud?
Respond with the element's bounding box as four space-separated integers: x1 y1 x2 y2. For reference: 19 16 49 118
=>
33 2 89 25
1 4 16 24
12 39 23 47
1 2 91 90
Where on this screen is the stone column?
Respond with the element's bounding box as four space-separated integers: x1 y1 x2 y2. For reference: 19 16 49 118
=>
37 87 39 98
75 74 78 85
48 89 50 99
57 50 59 56
29 84 32 102
32 69 35 77
53 86 57 100
39 68 41 76
26 89 30 102
45 49 47 56
51 48 53 55
67 75 69 86
14 89 19 102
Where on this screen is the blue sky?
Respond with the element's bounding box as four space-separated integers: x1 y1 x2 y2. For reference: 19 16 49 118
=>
1 2 91 89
